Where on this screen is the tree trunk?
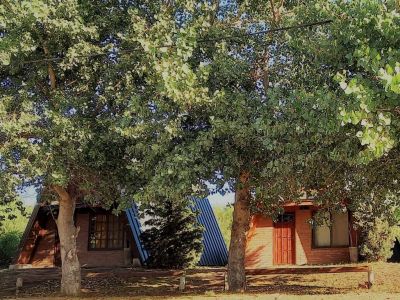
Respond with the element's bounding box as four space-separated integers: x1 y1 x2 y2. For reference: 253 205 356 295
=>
54 185 81 296
227 172 251 292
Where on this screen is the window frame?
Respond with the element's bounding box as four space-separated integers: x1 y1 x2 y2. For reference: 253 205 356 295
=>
312 211 350 249
87 213 125 251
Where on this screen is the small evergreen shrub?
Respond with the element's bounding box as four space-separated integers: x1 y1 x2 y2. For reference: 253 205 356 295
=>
353 197 400 262
140 199 203 269
0 204 30 267
0 231 22 266
359 218 400 261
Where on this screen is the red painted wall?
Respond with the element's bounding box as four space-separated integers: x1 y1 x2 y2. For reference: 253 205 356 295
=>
76 213 127 267
295 209 349 265
245 206 350 268
17 211 139 268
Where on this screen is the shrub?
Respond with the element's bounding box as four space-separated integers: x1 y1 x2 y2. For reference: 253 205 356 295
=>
353 196 400 262
0 204 31 267
140 199 203 269
359 218 400 262
0 231 23 266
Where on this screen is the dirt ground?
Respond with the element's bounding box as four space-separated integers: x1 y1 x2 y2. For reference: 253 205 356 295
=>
0 262 399 299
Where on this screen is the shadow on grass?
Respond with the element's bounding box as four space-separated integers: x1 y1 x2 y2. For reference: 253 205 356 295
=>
0 267 366 299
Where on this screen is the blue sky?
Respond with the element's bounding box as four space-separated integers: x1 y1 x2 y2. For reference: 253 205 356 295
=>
207 191 234 207
19 187 234 207
20 186 38 206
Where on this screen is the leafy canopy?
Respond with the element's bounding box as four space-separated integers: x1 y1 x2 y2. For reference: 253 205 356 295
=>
2 0 400 223
0 0 148 218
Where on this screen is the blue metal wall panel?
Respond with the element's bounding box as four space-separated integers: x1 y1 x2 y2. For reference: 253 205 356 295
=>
125 204 149 264
193 198 228 266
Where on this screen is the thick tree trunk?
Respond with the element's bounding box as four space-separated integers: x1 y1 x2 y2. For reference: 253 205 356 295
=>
227 172 251 292
54 185 81 296
44 43 80 295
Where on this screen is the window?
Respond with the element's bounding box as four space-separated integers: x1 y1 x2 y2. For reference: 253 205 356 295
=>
276 213 295 223
88 214 124 250
313 211 349 248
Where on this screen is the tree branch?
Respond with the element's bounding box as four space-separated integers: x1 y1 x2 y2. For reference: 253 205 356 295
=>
43 45 56 90
269 0 278 25
262 51 270 93
23 20 332 65
52 185 70 202
376 107 400 115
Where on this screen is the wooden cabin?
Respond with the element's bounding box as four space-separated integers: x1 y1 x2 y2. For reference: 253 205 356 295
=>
12 199 228 268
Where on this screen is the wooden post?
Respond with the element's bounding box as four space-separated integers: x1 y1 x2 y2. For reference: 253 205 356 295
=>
224 272 229 291
179 271 186 292
16 277 23 296
368 270 374 289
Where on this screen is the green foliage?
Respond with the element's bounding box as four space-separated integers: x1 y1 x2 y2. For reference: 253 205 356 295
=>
116 0 349 212
331 0 400 163
359 218 400 262
0 0 149 224
0 204 31 267
1 0 400 275
0 204 32 234
273 0 400 211
107 0 400 218
213 205 233 247
140 199 203 269
353 196 400 261
0 231 22 267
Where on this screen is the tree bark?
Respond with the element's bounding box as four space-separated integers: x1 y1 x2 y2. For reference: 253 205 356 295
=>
54 185 81 296
44 41 80 296
227 172 251 292
43 45 56 90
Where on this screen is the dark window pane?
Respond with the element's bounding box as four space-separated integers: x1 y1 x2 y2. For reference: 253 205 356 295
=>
88 214 124 250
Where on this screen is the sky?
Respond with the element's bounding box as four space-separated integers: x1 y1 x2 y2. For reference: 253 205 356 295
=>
20 186 39 206
207 191 234 207
19 187 235 207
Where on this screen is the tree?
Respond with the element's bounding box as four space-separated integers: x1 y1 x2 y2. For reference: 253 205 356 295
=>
121 0 400 290
120 0 351 291
140 199 203 269
284 0 400 202
0 1 143 295
333 1 400 163
360 218 400 261
285 0 400 259
3 0 398 295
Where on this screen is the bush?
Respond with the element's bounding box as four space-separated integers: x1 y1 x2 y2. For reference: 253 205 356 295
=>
360 218 400 262
353 196 400 262
0 231 23 266
0 204 31 267
140 199 204 269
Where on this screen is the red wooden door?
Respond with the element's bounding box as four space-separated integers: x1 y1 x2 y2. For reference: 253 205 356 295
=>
273 213 295 265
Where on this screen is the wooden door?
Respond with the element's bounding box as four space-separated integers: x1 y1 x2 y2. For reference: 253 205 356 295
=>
273 213 295 265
